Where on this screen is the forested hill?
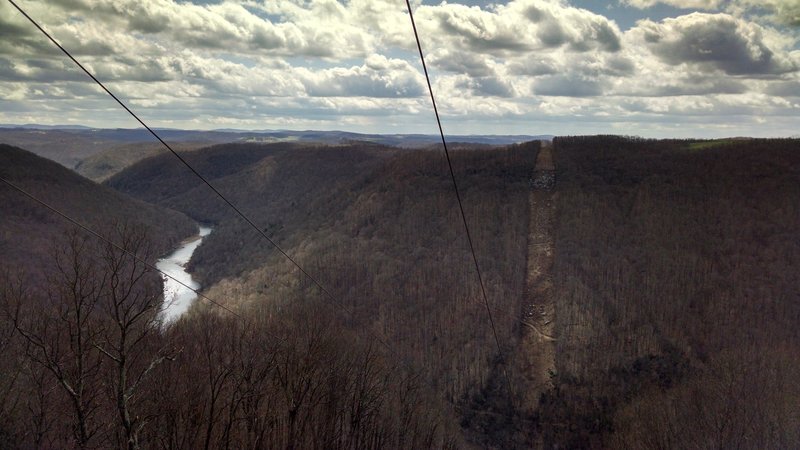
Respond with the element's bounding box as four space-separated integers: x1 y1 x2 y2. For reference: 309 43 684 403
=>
0 144 196 281
107 140 541 447
106 142 402 284
542 136 800 448
6 136 798 448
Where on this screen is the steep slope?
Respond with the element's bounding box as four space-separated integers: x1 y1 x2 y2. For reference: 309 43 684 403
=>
107 140 541 446
541 136 800 448
106 142 401 283
0 144 196 281
519 142 557 409
75 141 212 182
0 142 463 449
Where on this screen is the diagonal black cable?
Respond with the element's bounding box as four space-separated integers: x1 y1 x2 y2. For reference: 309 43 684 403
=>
9 0 524 400
4 0 385 344
6 165 549 339
0 175 241 319
403 0 515 400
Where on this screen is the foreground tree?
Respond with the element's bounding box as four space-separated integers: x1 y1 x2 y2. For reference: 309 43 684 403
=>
1 216 465 448
1 225 171 450
4 231 106 449
94 224 172 450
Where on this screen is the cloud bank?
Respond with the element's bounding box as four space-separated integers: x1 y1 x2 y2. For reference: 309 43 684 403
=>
0 0 798 137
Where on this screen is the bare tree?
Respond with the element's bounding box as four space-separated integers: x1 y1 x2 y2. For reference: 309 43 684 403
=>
0 273 26 448
1 224 175 450
4 230 106 449
93 223 172 450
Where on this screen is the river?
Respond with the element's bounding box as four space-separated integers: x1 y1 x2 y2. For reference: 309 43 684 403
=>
156 226 211 324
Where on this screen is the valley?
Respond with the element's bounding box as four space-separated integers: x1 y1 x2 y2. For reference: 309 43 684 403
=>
0 134 798 449
3 0 798 447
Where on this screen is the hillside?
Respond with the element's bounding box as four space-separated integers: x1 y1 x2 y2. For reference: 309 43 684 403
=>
3 136 800 448
107 140 540 447
0 144 197 281
74 141 213 182
542 136 800 448
0 129 131 169
0 127 546 178
0 128 238 170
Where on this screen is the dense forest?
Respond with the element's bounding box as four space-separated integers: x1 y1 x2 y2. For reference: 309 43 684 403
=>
542 136 800 448
0 144 195 283
110 141 541 446
1 136 799 449
2 141 540 448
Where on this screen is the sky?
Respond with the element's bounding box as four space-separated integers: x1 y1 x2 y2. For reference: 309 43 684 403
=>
1 0 799 138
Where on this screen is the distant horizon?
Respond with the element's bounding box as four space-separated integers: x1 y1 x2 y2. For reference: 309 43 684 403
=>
0 123 549 137
2 123 799 141
2 121 796 141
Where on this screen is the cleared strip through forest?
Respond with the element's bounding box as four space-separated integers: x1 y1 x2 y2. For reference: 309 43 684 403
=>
518 141 557 412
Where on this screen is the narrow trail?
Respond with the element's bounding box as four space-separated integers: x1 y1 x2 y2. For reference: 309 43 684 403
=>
518 141 557 413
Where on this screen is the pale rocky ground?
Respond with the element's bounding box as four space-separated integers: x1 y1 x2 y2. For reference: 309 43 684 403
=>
518 142 556 412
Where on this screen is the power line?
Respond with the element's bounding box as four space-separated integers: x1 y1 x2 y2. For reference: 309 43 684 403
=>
4 169 548 339
0 175 241 319
4 0 390 348
403 0 516 400
8 0 521 404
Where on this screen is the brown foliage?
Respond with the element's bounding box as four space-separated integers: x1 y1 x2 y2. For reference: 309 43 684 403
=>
0 144 196 285
541 136 800 448
108 141 540 446
0 226 461 449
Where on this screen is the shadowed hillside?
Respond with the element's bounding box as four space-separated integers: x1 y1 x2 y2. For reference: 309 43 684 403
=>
541 136 800 448
0 144 196 281
0 141 487 449
108 141 540 447
75 141 213 182
3 136 799 449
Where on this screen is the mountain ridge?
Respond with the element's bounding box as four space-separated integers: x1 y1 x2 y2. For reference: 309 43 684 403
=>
0 144 196 282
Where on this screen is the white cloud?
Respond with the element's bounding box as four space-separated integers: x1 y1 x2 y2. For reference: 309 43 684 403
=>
632 12 797 75
624 0 800 27
419 0 623 54
733 0 800 26
534 74 607 96
622 0 722 9
298 55 426 98
39 0 374 58
0 0 798 137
